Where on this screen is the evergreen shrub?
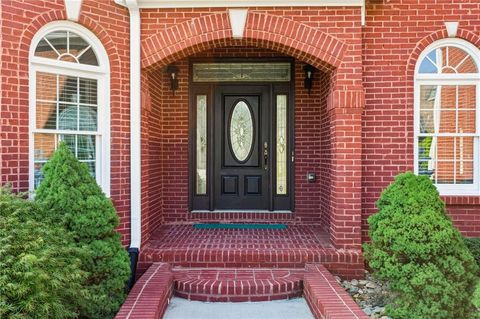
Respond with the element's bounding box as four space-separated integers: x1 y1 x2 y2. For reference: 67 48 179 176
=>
464 237 480 267
364 172 479 319
35 143 130 319
0 187 84 319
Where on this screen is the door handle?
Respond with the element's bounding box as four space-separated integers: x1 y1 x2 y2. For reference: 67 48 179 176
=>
263 142 268 170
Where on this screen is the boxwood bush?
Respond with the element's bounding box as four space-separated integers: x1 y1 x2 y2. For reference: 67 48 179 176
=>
364 172 479 319
35 143 130 319
0 187 85 319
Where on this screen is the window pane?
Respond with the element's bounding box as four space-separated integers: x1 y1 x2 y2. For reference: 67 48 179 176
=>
59 76 78 103
418 137 434 161
439 86 456 108
34 38 59 59
58 103 78 130
419 85 437 109
437 137 455 161
68 32 89 56
456 136 474 161
34 133 56 161
78 48 99 66
34 162 46 189
196 95 207 195
36 102 57 129
458 110 476 133
419 110 434 133
419 51 438 74
45 31 68 56
437 162 456 184
36 72 57 101
276 95 288 195
77 135 96 160
79 105 97 131
458 86 476 109
456 161 474 184
79 78 97 104
59 134 76 154
439 110 456 133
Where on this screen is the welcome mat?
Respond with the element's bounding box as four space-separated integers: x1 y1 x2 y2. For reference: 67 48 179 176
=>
193 223 287 230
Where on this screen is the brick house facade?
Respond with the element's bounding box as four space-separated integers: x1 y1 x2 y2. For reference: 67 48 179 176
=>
1 0 480 280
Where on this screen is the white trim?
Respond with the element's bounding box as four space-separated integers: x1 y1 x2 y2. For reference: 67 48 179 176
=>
28 21 110 197
414 38 480 196
64 0 83 22
229 9 248 39
126 4 142 250
116 0 364 8
444 21 459 38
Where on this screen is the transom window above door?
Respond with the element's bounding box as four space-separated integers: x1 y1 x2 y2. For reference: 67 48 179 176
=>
415 39 480 195
192 62 291 82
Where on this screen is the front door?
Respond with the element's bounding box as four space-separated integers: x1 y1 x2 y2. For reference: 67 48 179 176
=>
189 60 294 212
214 85 270 210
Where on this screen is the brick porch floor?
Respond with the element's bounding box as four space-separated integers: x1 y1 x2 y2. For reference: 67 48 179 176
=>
138 225 364 278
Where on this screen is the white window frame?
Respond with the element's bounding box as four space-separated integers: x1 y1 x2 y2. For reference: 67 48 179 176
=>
29 21 111 196
414 38 480 195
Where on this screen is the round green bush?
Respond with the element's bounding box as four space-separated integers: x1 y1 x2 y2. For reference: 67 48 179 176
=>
0 187 85 319
364 172 479 319
35 143 130 319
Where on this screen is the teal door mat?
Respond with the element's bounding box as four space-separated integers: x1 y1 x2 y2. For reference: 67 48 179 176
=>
194 223 287 230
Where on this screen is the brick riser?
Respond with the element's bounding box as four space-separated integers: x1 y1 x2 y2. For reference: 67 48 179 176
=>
138 226 365 279
138 250 364 280
173 268 304 302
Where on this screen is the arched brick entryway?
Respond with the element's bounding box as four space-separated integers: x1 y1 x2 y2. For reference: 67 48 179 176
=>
140 11 364 251
141 11 347 72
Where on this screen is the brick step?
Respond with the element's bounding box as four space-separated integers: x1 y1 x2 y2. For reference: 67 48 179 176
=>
172 268 304 302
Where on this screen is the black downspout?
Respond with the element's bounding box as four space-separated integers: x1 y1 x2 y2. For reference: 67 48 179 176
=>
127 247 139 291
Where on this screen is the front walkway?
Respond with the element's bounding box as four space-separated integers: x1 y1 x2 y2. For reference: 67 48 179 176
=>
138 225 364 278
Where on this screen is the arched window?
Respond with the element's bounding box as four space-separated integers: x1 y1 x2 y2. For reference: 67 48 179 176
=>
29 21 110 195
415 39 480 195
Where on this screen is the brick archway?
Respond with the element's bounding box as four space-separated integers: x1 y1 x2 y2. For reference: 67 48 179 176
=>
141 11 348 71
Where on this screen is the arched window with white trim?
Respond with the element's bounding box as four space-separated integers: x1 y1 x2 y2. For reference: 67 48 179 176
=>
415 39 480 195
29 21 110 195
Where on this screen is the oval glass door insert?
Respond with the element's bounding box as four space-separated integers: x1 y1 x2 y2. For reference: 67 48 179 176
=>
229 100 254 162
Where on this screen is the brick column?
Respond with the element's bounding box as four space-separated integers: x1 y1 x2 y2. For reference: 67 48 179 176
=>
328 90 364 250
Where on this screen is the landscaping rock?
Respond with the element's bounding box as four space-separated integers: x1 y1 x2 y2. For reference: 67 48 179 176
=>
341 271 393 319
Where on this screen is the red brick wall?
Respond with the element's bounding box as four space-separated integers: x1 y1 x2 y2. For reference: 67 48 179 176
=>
6 1 479 250
362 0 480 240
0 0 132 244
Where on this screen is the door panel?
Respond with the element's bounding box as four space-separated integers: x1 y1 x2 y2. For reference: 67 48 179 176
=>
214 85 270 210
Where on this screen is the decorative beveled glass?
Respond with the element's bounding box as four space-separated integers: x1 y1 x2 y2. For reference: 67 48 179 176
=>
229 101 254 162
193 63 291 82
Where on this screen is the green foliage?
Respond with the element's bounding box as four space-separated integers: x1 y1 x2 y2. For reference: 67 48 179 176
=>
364 172 479 319
474 282 480 309
35 143 130 319
0 187 85 319
465 237 480 267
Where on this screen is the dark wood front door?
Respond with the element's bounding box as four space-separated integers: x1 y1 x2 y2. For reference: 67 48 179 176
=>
214 85 270 210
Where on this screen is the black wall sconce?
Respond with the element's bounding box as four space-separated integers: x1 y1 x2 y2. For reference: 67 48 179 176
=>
166 64 179 93
303 64 315 94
